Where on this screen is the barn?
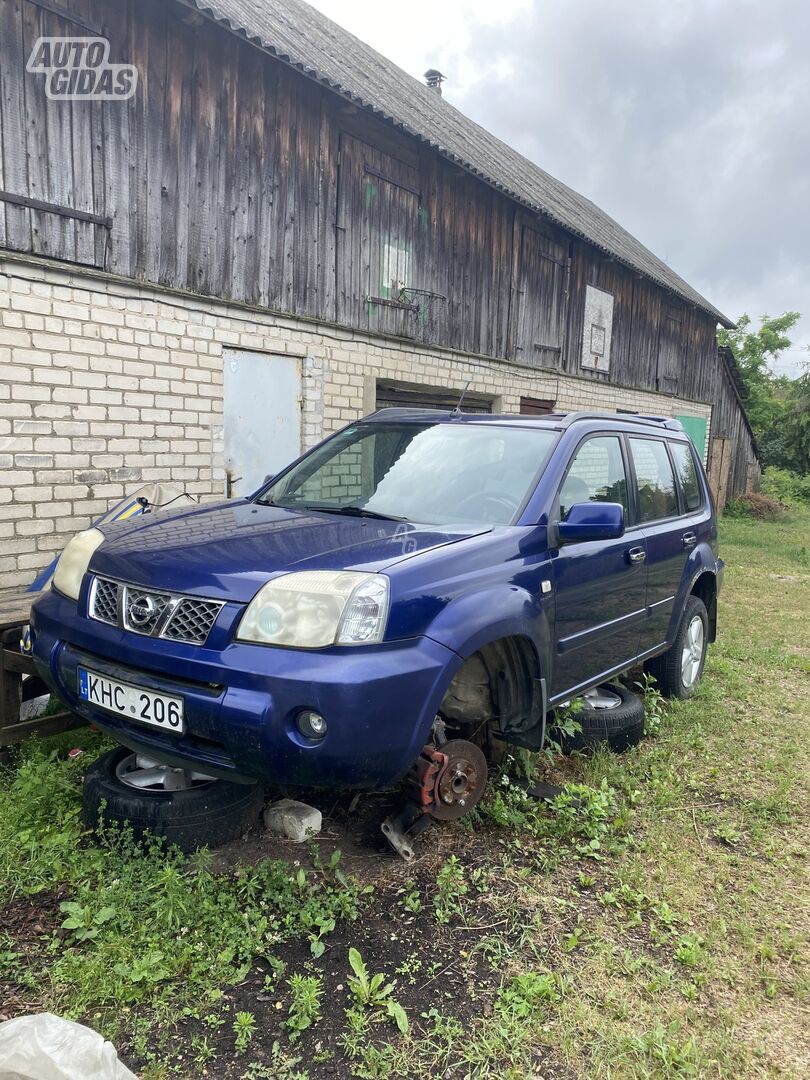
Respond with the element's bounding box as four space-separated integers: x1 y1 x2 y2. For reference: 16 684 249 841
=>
0 0 759 592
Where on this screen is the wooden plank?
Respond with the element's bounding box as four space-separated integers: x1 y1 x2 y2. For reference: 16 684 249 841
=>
20 0 51 255
43 0 79 260
253 55 278 307
214 29 235 299
278 70 296 312
228 34 259 302
1 711 84 747
144 2 166 284
0 0 31 251
98 0 131 277
0 590 32 630
316 91 337 321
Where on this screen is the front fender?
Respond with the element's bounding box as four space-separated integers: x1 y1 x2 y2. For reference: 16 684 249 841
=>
424 583 551 665
422 584 552 751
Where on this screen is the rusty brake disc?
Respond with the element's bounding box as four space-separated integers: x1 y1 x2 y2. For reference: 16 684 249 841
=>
427 738 488 821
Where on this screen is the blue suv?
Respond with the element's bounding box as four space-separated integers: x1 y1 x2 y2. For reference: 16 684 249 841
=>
31 410 722 840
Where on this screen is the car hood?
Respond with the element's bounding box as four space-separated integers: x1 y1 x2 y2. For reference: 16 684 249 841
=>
90 500 490 603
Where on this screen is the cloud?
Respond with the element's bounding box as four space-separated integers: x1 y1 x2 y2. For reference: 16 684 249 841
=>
311 0 810 374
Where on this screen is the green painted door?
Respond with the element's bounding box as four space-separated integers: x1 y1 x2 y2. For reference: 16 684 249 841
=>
675 414 708 460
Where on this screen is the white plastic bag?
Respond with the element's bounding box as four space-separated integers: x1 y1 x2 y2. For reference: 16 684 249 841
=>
0 1014 137 1080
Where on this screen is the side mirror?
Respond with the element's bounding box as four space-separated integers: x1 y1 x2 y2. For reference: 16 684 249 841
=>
557 502 625 543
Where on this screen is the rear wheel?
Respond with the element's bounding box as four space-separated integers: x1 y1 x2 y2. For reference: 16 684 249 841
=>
646 595 708 699
82 747 264 853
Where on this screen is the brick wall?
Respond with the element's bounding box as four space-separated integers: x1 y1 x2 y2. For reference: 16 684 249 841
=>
0 255 712 593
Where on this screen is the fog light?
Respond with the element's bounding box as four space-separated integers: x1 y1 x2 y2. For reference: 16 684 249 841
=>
296 709 327 740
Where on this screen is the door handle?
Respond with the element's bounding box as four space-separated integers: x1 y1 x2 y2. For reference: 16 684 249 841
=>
682 532 697 549
627 546 646 564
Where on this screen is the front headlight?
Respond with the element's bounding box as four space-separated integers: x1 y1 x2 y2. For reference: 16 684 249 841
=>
236 571 390 648
51 528 105 601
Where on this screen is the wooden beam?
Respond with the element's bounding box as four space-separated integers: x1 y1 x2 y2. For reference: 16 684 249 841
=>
0 189 112 229
25 0 100 34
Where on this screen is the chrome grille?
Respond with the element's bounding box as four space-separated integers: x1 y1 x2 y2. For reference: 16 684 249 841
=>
90 577 119 625
122 587 172 636
89 576 223 646
163 599 222 645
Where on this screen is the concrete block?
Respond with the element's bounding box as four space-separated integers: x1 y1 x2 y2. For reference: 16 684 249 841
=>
263 799 322 843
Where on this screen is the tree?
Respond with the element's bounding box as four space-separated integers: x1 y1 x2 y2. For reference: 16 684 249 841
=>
717 312 808 472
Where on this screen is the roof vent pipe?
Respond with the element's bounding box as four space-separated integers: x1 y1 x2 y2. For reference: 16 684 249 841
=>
424 69 446 95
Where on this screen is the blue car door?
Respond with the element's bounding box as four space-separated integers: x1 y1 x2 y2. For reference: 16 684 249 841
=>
627 436 691 649
550 434 647 700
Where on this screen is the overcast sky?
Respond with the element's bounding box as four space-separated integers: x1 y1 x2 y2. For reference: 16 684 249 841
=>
310 0 809 377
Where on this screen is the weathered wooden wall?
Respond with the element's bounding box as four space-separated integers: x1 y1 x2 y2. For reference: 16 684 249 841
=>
0 0 758 497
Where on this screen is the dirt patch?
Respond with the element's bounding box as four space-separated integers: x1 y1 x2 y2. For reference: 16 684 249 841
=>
0 892 63 1021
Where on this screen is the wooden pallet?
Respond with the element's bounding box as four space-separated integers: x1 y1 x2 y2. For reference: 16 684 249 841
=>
0 590 84 753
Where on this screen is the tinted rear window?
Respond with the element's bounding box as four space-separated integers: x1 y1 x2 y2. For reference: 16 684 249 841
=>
670 441 702 512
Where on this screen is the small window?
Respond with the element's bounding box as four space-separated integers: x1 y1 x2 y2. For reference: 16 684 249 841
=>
670 441 702 512
560 436 629 521
629 438 678 521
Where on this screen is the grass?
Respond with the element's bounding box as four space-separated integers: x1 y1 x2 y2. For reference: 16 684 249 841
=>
1 506 808 1078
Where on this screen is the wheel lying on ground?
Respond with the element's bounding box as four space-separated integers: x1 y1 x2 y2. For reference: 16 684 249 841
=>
82 746 264 853
559 683 645 753
645 595 708 700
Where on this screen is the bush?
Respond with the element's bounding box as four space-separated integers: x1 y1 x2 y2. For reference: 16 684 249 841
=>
760 466 810 506
724 492 788 520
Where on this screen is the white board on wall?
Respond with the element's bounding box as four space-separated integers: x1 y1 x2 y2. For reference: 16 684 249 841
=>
581 285 614 373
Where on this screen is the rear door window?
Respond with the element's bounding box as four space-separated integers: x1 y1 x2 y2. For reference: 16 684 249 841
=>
669 441 703 512
628 438 678 522
559 436 629 521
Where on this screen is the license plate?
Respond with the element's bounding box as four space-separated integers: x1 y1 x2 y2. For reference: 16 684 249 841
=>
78 667 184 733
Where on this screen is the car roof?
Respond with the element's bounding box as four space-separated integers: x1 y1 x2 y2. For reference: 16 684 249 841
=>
363 408 686 435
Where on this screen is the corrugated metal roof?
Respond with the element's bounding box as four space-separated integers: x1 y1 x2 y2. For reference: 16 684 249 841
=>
189 0 732 327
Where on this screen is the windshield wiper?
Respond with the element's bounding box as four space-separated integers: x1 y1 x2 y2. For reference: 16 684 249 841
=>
291 502 411 523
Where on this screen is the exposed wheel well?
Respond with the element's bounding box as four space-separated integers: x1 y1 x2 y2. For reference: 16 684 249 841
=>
439 635 545 751
690 573 718 641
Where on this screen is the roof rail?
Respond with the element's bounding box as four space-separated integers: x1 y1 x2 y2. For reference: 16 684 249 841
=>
558 411 684 432
366 407 451 420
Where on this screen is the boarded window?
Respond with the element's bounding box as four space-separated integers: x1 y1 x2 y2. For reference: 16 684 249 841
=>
657 307 683 394
519 397 555 415
0 0 107 267
375 381 492 414
337 134 424 340
513 227 568 366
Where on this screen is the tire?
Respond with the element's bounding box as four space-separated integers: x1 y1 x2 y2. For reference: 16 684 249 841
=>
645 596 708 700
82 747 265 853
559 683 645 753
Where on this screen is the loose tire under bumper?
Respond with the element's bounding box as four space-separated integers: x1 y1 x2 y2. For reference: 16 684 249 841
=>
82 747 265 853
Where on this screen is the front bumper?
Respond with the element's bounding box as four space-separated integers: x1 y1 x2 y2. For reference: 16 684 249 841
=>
30 588 458 789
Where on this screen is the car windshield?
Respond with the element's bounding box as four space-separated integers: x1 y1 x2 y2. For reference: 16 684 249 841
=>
257 420 557 526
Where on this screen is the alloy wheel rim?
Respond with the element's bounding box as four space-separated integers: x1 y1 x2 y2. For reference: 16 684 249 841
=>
680 616 705 687
115 752 215 792
582 686 623 710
